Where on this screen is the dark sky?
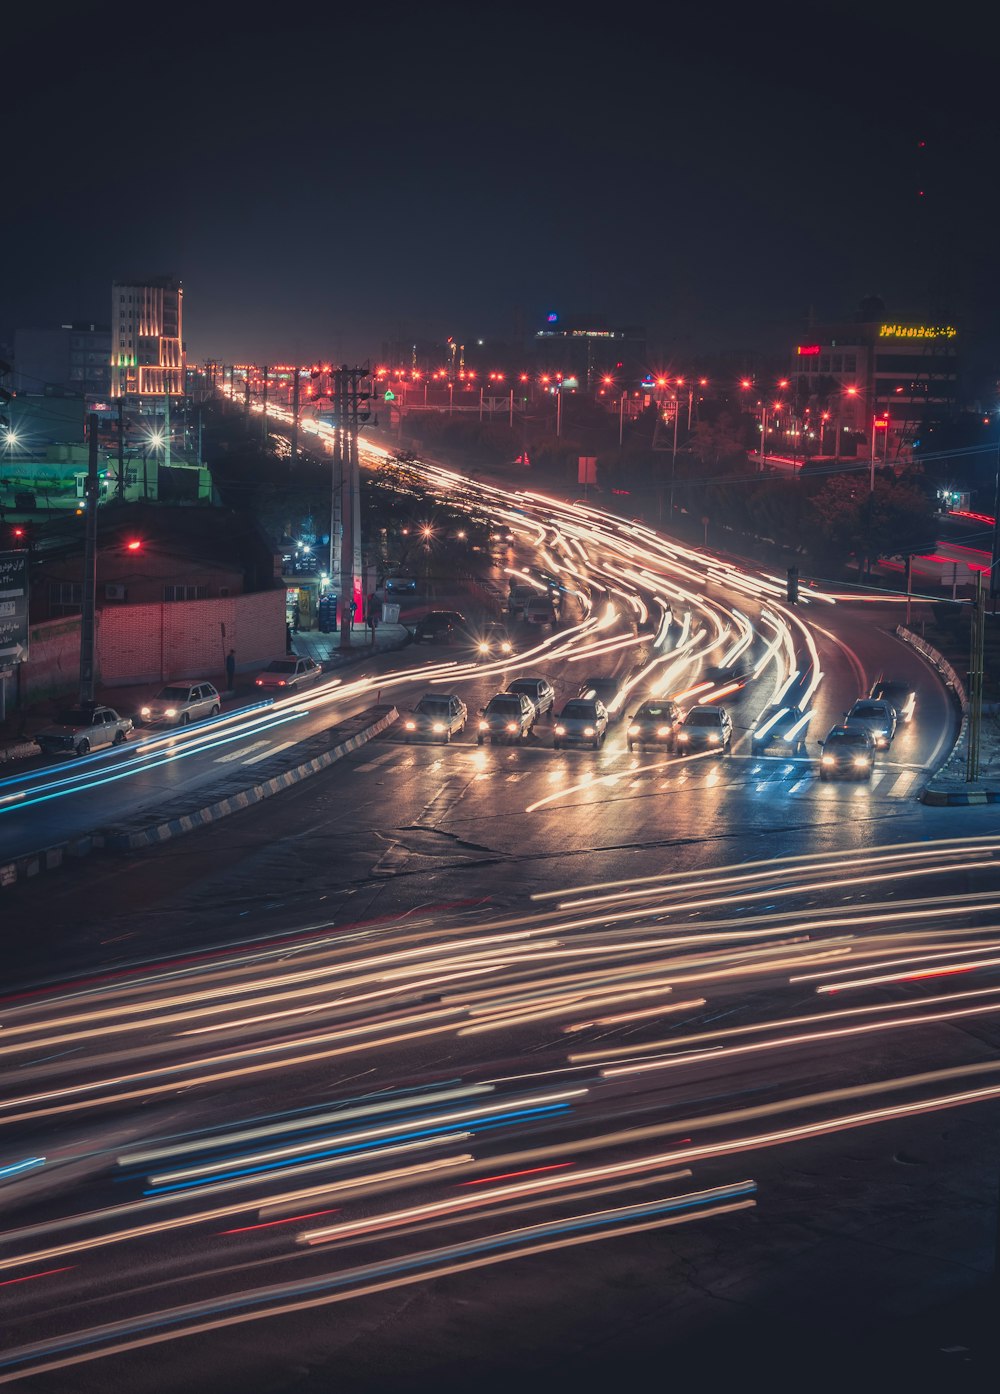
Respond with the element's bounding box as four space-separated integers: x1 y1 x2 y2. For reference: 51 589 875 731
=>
7 2 998 371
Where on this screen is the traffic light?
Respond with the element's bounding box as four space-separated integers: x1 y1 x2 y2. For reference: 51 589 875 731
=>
786 565 799 604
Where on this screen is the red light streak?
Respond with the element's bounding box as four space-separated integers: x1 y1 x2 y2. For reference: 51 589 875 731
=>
460 1164 573 1186
0 1265 75 1288
218 1208 339 1235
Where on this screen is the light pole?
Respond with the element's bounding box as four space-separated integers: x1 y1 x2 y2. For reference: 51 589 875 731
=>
759 404 768 472
619 392 626 446
555 385 562 438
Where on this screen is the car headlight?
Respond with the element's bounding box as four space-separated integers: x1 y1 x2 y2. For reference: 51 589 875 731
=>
404 720 416 730
478 642 490 654
708 732 720 743
656 725 671 737
432 722 445 732
853 755 871 767
500 641 512 653
506 722 518 732
165 708 177 718
555 725 566 735
479 720 489 730
678 732 689 742
821 755 836 766
140 706 151 717
628 725 639 736
583 726 595 737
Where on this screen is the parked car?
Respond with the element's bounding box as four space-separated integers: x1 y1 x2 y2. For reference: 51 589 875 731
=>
413 610 467 643
477 692 536 745
627 698 685 752
819 724 876 781
843 698 896 748
384 575 418 593
869 678 916 724
140 681 221 728
578 676 623 715
35 704 133 757
402 693 468 744
475 620 515 658
506 676 556 718
254 656 324 692
554 697 609 750
676 704 733 755
751 704 810 755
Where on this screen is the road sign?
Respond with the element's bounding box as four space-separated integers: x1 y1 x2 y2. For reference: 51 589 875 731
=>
0 551 29 666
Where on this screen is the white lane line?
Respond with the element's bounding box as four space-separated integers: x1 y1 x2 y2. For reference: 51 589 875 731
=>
215 741 271 763
788 775 813 793
353 749 398 773
888 769 917 798
869 770 888 789
244 741 297 766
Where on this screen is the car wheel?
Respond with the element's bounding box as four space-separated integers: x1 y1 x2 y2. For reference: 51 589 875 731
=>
180 713 190 726
820 770 828 781
554 740 561 750
443 731 451 744
476 735 483 746
112 729 126 746
211 704 220 716
627 742 634 753
592 738 599 750
76 739 90 757
724 738 732 754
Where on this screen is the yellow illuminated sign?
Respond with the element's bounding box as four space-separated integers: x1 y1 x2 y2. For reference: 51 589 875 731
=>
878 324 957 340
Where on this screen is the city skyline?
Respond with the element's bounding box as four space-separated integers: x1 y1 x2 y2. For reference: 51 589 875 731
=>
6 3 997 370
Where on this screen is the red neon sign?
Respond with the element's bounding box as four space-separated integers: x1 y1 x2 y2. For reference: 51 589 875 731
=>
796 345 821 356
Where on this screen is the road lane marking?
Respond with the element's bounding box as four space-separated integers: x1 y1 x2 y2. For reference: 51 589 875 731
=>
353 750 398 773
244 741 296 766
214 741 271 763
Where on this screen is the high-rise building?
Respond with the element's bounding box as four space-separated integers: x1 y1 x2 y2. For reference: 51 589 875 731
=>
110 275 185 407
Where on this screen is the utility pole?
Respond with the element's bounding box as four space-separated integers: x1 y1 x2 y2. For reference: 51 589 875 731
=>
116 399 125 500
290 367 300 468
990 440 1000 613
966 568 986 782
79 413 99 704
243 365 251 423
260 365 269 446
337 364 371 650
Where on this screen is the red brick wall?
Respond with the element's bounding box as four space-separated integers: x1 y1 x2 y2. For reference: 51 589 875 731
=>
20 591 285 698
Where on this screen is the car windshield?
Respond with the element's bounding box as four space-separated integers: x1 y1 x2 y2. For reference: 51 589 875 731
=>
56 709 93 725
636 704 671 719
561 702 595 719
850 703 885 718
156 687 190 701
827 732 868 748
685 709 722 726
508 682 538 693
416 699 451 716
487 697 522 713
264 661 298 674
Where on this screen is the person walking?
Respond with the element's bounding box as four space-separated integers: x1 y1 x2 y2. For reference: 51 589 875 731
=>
225 648 236 691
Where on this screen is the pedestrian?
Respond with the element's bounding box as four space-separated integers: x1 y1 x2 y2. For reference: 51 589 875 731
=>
292 603 300 633
368 609 379 644
225 648 236 690
349 598 357 628
286 622 294 654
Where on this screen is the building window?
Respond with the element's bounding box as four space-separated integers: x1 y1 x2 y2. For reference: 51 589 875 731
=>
832 355 842 372
844 355 857 372
163 584 209 602
49 582 83 615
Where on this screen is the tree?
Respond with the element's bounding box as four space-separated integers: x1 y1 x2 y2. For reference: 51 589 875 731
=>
809 470 937 577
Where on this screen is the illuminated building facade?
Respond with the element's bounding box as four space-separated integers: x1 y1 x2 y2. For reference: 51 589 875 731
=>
793 316 958 457
533 316 647 391
110 276 185 407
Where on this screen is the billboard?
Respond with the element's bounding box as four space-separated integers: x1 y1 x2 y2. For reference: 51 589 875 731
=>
0 551 29 666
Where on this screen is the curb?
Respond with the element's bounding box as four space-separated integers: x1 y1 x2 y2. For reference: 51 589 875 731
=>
920 786 1000 807
0 706 398 889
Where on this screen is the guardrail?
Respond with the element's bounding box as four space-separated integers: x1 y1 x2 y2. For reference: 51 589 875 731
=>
895 624 969 783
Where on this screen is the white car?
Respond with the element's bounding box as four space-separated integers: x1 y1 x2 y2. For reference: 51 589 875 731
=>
402 693 468 743
140 681 221 727
677 705 734 755
843 698 896 749
254 656 324 692
34 705 134 757
506 676 556 718
554 697 609 750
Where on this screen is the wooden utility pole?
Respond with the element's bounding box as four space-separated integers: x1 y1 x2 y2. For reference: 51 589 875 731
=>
79 413 100 703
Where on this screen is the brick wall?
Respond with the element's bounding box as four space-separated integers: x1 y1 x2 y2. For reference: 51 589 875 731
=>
19 591 286 699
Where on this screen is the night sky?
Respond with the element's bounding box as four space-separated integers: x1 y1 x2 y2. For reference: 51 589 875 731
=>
7 2 998 370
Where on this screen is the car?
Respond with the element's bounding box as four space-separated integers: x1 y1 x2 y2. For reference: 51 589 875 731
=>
751 704 810 755
524 595 558 627
627 698 685 752
843 697 896 749
253 656 324 691
506 676 556 719
139 681 221 728
578 676 623 716
475 620 515 658
676 704 733 755
507 585 535 617
402 693 468 743
819 724 876 780
554 697 609 749
413 610 467 643
869 678 916 724
477 691 535 745
384 575 418 593
34 704 133 757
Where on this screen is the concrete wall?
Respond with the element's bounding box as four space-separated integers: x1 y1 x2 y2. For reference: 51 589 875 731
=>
19 590 286 700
